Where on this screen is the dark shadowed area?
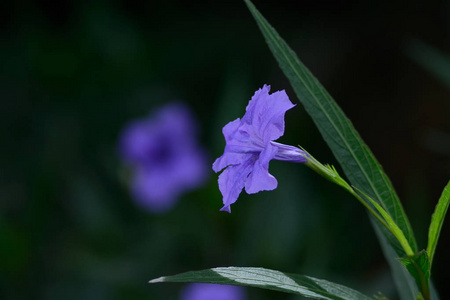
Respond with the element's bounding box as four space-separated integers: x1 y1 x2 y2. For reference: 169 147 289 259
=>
1 0 449 299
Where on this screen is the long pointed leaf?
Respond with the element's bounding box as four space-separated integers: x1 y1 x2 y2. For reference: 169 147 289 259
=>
243 0 420 298
398 250 431 300
427 180 450 265
373 223 419 300
243 0 416 255
150 267 372 300
355 187 414 256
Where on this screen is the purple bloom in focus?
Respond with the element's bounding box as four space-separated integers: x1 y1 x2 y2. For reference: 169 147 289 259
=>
213 85 307 212
180 283 246 300
118 103 208 212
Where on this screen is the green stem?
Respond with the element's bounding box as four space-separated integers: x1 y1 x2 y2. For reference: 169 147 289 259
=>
352 187 415 257
303 150 415 257
347 190 395 239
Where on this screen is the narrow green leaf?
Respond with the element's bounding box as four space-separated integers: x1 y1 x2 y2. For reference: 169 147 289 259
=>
149 267 373 300
243 1 420 298
398 251 431 300
373 223 419 300
427 180 450 265
243 0 417 256
355 187 414 256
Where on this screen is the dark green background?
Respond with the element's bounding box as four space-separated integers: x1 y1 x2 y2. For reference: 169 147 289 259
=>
1 0 449 299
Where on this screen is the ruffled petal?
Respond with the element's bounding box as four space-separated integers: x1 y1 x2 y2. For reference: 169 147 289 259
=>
222 118 241 142
241 85 295 144
244 142 279 194
217 155 256 212
213 118 244 172
241 85 270 124
212 85 305 212
212 150 245 173
213 118 263 173
258 90 295 143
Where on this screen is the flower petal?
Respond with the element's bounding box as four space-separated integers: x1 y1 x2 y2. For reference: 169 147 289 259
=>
119 103 208 213
174 149 209 189
180 283 247 300
212 119 242 172
258 90 295 143
241 84 271 126
245 142 278 194
212 85 305 212
158 103 198 145
118 120 155 164
212 150 245 173
242 85 295 144
217 155 256 212
213 118 263 173
131 168 179 213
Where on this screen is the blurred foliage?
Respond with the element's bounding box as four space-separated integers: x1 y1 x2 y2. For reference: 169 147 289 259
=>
0 0 449 299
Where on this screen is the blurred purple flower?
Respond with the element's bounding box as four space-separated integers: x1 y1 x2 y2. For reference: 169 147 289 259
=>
118 103 208 212
180 283 246 300
213 85 307 212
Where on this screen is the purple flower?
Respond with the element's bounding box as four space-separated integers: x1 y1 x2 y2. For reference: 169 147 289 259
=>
118 103 208 212
213 85 307 212
180 283 246 300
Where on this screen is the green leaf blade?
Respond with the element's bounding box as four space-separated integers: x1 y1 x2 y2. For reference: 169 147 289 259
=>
355 187 414 256
427 180 450 265
243 1 423 298
243 0 417 256
398 250 431 300
373 223 420 299
150 267 373 300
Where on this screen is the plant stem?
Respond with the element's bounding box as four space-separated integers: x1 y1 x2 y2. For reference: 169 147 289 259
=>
303 151 415 257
